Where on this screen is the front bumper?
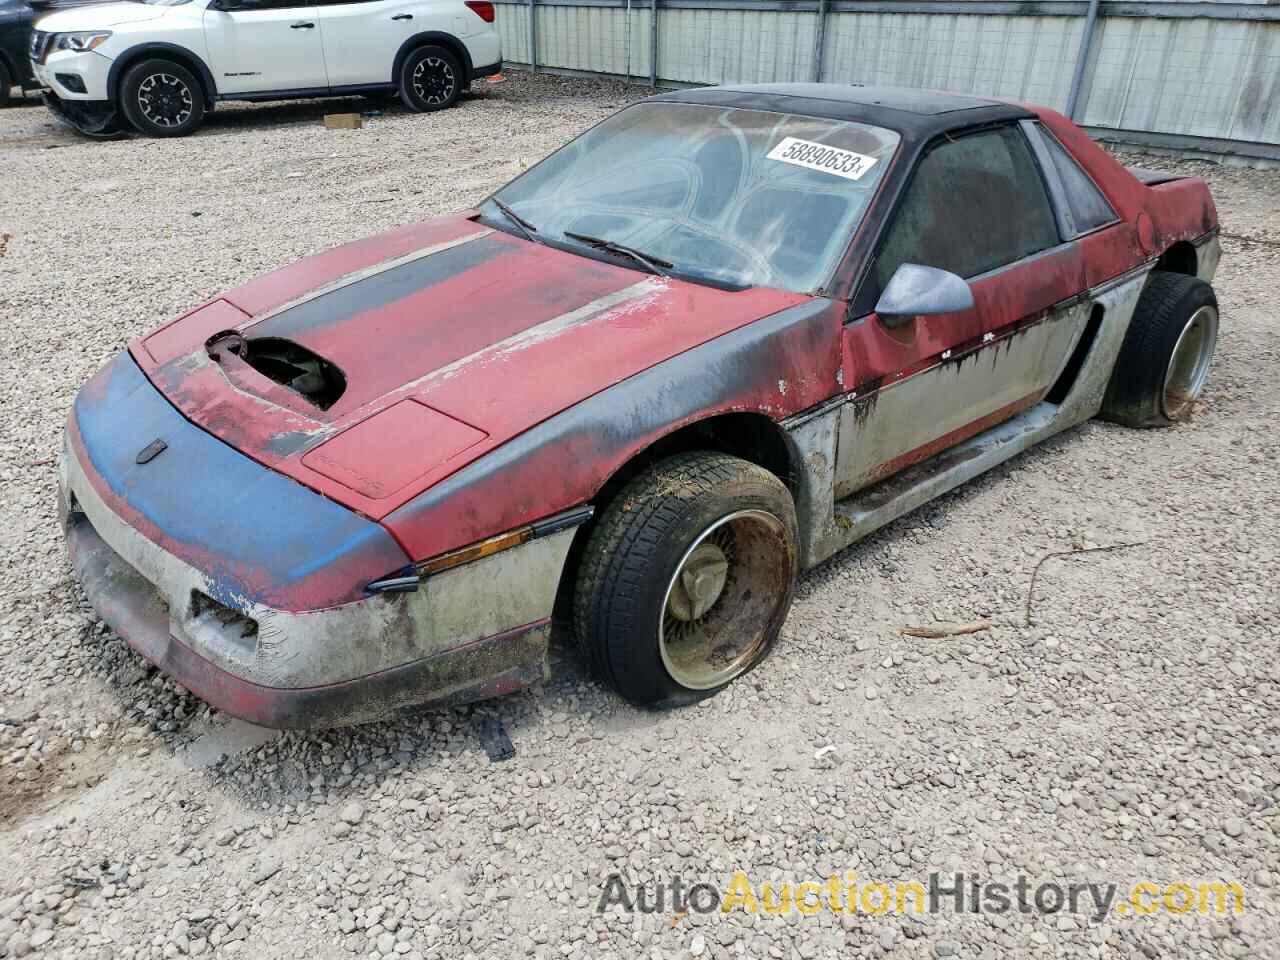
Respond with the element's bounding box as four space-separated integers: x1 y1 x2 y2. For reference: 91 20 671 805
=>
61 353 575 728
32 48 111 100
64 508 550 727
40 91 122 137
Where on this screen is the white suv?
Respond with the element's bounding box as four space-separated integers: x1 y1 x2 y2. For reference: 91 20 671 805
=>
29 0 500 137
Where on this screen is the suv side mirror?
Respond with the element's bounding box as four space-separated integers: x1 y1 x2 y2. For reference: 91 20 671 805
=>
875 263 974 327
212 0 250 10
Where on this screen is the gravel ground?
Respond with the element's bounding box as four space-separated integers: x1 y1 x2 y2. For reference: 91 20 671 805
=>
1 72 1278 960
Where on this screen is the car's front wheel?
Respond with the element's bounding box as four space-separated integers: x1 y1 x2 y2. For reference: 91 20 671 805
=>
119 59 205 138
399 45 462 113
573 452 799 707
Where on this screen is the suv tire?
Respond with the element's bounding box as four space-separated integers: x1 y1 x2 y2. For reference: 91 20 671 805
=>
399 45 462 113
119 58 205 138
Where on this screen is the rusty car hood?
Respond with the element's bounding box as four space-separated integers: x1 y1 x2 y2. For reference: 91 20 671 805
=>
130 215 809 523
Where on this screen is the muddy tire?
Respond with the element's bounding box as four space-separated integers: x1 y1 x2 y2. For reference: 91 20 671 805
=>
1101 271 1218 427
398 45 462 113
119 59 205 138
573 452 798 707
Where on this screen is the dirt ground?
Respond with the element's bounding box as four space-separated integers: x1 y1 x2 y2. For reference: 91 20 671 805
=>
0 72 1277 960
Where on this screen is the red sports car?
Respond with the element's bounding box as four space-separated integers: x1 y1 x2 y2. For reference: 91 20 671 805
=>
61 84 1220 728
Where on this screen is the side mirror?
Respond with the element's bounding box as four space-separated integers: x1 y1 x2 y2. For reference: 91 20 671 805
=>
875 263 974 327
212 0 249 10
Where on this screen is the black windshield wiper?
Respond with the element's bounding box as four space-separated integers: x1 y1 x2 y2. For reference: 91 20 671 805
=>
563 231 672 277
491 198 540 243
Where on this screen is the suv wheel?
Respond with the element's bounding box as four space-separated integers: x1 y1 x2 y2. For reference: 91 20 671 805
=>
0 60 12 108
399 45 462 113
119 59 205 137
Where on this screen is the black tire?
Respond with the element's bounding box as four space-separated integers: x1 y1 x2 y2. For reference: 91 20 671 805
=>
398 45 462 113
1100 271 1219 428
573 452 799 707
0 60 11 109
119 59 205 138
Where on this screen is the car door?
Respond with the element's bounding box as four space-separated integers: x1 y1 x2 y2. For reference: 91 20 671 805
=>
835 124 1089 497
315 0 420 88
203 0 327 95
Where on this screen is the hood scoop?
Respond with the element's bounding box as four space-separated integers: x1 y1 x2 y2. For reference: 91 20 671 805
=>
206 331 346 411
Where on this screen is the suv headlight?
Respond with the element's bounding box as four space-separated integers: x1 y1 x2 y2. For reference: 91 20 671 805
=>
52 31 112 53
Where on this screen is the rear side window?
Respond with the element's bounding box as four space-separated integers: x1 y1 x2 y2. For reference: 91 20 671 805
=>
873 126 1059 291
1038 127 1117 235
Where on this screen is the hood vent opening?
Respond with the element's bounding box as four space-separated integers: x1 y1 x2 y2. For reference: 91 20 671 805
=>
205 331 346 410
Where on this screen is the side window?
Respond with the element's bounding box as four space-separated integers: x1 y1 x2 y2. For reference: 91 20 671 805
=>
1037 126 1117 235
873 126 1059 292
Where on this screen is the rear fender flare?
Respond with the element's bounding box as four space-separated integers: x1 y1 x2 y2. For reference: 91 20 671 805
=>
393 32 474 86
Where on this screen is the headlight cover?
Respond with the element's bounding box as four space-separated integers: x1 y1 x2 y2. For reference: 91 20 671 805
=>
52 31 112 53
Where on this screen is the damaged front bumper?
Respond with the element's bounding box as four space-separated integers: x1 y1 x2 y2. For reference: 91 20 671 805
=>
60 354 576 728
41 92 125 138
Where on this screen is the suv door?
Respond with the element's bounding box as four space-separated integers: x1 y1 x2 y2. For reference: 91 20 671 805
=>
835 124 1089 496
314 0 420 88
203 0 327 95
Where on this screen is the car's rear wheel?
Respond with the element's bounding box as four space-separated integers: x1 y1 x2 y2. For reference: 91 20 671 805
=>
399 45 462 113
119 59 205 138
573 452 799 707
1101 271 1218 427
0 61 12 108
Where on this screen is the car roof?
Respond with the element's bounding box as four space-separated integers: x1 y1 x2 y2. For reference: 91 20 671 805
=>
650 83 1034 143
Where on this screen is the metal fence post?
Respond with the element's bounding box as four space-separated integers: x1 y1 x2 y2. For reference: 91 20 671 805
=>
812 0 828 82
650 0 659 86
1065 0 1100 119
529 0 538 72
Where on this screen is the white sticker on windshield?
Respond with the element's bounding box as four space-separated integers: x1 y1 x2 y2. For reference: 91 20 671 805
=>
766 137 879 181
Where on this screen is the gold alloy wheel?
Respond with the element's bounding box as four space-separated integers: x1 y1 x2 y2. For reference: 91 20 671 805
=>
658 509 792 690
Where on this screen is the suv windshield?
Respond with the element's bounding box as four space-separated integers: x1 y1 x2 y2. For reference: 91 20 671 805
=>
483 102 899 293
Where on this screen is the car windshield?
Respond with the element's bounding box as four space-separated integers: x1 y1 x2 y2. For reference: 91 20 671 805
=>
482 102 900 293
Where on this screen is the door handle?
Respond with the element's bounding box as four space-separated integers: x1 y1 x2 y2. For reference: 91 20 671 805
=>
290 20 315 28
392 12 413 19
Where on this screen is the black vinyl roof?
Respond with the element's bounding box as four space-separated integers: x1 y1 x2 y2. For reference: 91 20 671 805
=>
652 84 1034 142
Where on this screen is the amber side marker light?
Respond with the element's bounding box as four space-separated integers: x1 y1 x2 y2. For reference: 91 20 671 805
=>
365 505 594 594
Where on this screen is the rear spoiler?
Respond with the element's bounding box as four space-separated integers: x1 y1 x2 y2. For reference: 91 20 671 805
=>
1128 166 1185 187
